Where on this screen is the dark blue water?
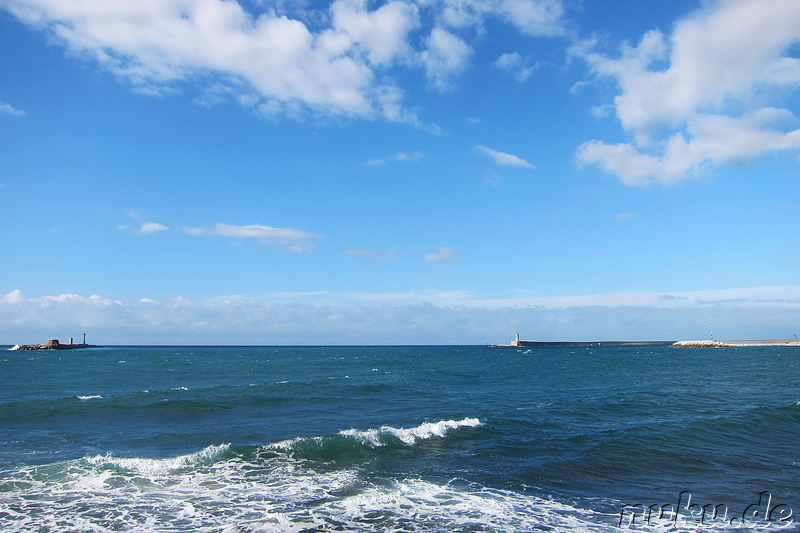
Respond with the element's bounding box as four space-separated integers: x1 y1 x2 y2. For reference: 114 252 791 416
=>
1 345 798 531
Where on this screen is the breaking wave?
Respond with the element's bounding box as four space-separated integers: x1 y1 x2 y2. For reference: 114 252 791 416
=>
268 417 482 460
0 418 620 532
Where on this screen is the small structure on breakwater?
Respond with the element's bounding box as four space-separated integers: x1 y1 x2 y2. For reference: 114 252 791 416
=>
13 335 98 351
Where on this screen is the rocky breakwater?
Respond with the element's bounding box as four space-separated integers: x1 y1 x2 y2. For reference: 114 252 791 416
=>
13 338 97 351
672 340 800 348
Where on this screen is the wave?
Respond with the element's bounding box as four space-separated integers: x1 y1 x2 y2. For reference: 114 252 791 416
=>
341 417 482 445
267 417 482 460
0 419 623 533
84 443 235 477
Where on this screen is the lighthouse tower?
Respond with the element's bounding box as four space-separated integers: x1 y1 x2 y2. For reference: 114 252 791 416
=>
512 333 521 347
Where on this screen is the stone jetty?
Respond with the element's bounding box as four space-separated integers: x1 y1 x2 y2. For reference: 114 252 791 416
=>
671 339 800 348
13 337 98 351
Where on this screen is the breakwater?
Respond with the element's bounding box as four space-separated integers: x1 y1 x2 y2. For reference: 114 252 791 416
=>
492 340 675 347
671 340 800 348
12 338 97 351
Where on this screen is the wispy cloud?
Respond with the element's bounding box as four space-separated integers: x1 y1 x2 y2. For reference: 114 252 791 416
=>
114 210 168 235
0 102 25 116
476 145 535 168
115 209 320 252
365 151 424 167
424 246 460 262
139 222 168 234
344 248 395 260
495 52 539 83
185 223 323 253
574 0 800 186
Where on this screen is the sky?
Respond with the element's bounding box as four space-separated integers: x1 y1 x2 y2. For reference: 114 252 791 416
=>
1 0 800 345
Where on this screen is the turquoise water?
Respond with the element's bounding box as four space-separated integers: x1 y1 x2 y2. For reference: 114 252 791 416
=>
0 345 798 531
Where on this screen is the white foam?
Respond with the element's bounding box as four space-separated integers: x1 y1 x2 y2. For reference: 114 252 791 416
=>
0 440 622 533
340 417 482 446
77 395 103 400
85 443 232 476
268 418 481 452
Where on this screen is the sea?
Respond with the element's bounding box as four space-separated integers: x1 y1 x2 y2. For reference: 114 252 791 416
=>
0 344 798 532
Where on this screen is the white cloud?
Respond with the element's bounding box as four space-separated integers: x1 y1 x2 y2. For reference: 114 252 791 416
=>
1 0 417 122
180 226 208 236
1 0 566 123
495 52 538 83
186 223 323 252
3 286 799 345
435 0 565 37
575 0 800 185
419 27 471 91
424 246 460 262
476 145 534 168
0 102 26 116
690 108 800 164
365 150 423 166
139 222 169 234
496 0 564 37
331 0 419 66
2 289 25 304
576 134 703 187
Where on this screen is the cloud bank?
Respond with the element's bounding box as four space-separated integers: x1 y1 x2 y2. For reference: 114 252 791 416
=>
3 287 799 345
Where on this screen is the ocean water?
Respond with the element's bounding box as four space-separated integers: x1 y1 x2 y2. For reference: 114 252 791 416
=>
0 344 798 532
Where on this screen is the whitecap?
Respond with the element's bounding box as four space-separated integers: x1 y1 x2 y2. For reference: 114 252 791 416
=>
85 443 232 477
340 417 482 447
0 434 625 533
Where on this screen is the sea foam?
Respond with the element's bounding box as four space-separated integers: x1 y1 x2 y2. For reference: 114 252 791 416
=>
268 417 482 454
0 434 619 533
85 443 233 476
339 417 482 446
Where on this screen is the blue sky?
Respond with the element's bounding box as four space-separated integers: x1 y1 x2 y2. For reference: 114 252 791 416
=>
2 0 800 345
